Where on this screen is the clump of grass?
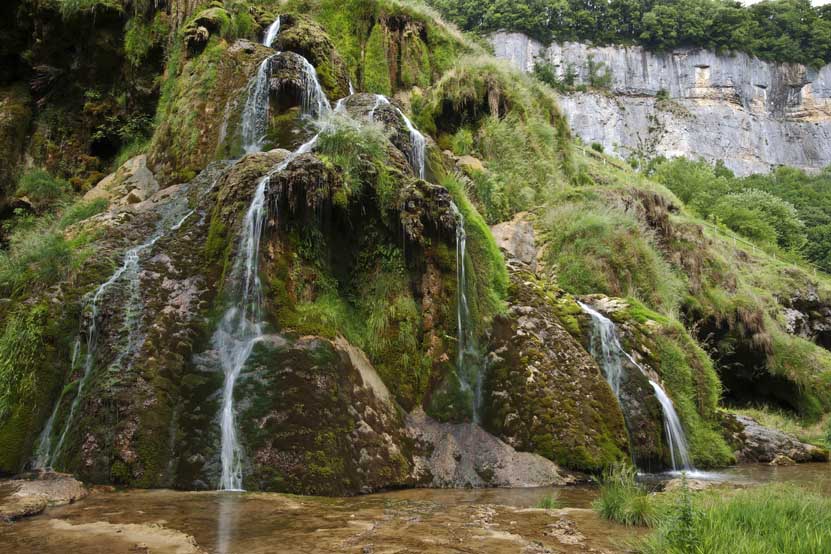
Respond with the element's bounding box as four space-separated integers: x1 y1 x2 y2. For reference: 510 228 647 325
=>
535 493 561 510
643 484 831 554
593 463 657 527
16 169 70 211
59 198 109 229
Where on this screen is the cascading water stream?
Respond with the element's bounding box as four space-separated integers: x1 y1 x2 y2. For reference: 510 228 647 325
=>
262 17 281 48
241 55 277 154
39 236 162 469
216 56 329 490
367 95 426 179
579 301 694 473
449 202 481 421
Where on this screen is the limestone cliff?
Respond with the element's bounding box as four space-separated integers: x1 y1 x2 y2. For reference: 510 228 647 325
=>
492 32 831 176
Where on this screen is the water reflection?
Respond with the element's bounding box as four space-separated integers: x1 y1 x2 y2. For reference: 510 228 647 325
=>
216 492 241 554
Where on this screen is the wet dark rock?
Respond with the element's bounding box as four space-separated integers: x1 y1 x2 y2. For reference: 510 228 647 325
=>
780 282 831 350
273 14 350 99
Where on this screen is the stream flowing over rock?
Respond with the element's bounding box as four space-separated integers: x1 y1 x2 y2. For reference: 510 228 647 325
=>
491 32 831 175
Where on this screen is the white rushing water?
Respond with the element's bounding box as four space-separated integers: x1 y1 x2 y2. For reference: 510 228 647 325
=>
241 55 277 154
216 55 328 490
579 301 694 472
367 95 426 178
296 55 332 118
449 201 480 421
262 17 281 48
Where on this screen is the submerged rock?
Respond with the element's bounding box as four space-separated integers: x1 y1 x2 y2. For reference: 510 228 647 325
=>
726 414 829 464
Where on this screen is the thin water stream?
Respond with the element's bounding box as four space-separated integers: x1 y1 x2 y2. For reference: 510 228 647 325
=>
579 301 694 472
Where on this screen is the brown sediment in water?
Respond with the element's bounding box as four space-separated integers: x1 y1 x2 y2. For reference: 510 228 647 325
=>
1 463 828 554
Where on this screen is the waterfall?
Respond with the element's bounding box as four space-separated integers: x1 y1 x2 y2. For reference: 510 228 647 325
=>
262 17 281 48
215 175 268 492
296 56 332 118
241 55 276 154
367 95 426 178
348 80 355 95
650 382 693 472
33 339 80 469
449 202 481 422
216 57 328 489
42 236 161 468
579 302 694 472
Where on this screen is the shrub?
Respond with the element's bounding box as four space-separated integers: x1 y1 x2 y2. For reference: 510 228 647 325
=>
712 190 806 251
16 169 70 210
593 463 657 527
449 128 474 155
590 142 604 153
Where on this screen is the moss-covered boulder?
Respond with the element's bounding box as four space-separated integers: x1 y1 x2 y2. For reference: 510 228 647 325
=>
483 259 630 473
236 335 413 495
273 14 350 100
149 38 274 185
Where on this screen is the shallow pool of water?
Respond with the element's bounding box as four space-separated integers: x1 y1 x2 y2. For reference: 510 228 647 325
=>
1 463 828 554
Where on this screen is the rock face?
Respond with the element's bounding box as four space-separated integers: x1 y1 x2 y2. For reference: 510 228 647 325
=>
491 33 831 176
84 155 159 206
726 414 829 463
406 408 571 488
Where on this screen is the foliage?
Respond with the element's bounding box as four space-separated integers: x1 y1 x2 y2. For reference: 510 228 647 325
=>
58 198 109 229
16 169 70 210
124 12 169 67
712 190 806 251
593 463 657 527
428 0 831 67
642 484 831 554
418 57 574 223
315 116 391 206
653 158 827 268
0 210 96 299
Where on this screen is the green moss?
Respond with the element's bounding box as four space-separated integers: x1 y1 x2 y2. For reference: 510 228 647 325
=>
363 23 392 95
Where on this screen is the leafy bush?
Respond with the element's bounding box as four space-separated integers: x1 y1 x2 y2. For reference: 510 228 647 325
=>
593 463 657 527
712 190 806 251
642 485 831 554
16 169 70 210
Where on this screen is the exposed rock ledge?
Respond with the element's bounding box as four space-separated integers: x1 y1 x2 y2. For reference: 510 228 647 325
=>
725 414 829 464
491 32 831 176
0 471 87 521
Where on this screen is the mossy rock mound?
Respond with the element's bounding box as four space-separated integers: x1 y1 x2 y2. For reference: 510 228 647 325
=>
274 14 350 100
483 261 630 473
235 335 413 495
